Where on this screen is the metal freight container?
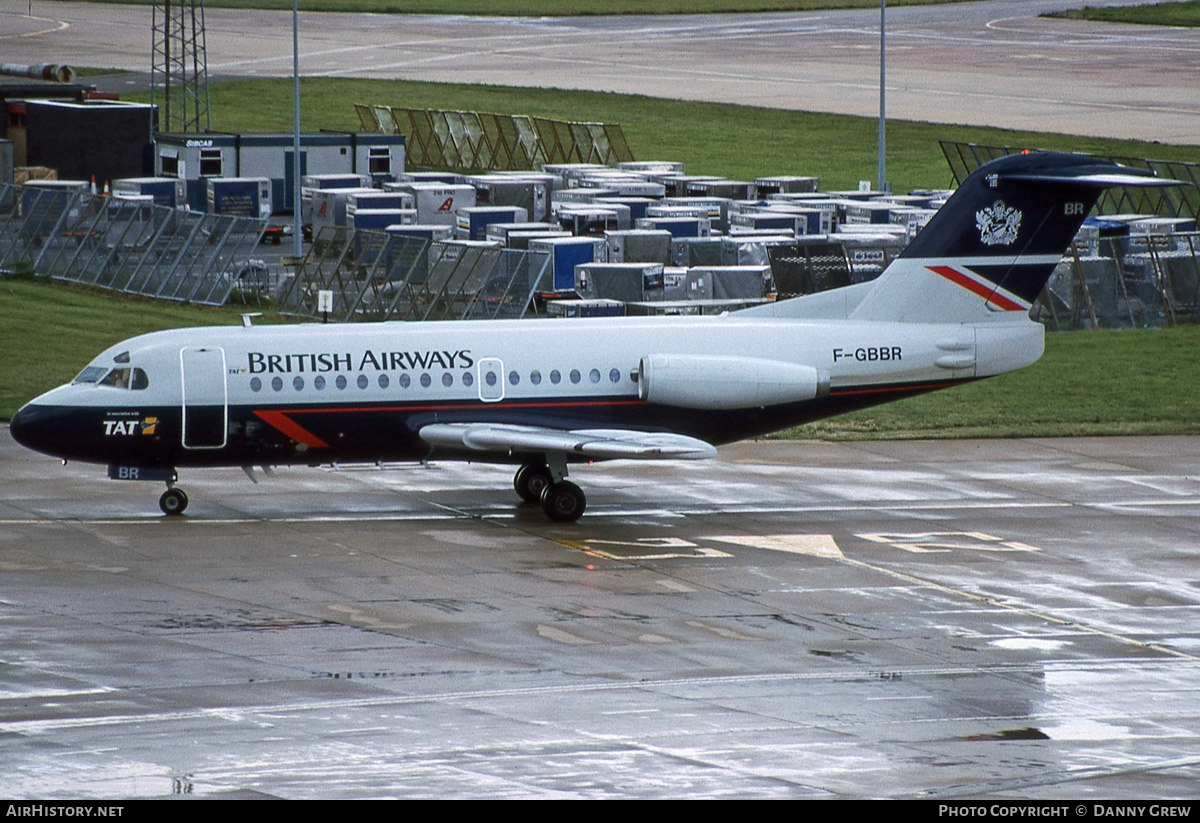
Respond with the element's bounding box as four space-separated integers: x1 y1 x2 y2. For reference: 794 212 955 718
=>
112 177 188 209
207 177 272 219
604 229 673 264
574 262 664 303
546 298 626 318
456 206 530 240
466 174 550 222
310 187 375 236
753 176 820 196
529 236 607 292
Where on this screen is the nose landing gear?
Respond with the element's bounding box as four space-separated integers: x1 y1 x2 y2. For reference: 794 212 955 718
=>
159 486 189 516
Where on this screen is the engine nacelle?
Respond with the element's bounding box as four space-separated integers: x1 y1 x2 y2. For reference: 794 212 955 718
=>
637 355 829 410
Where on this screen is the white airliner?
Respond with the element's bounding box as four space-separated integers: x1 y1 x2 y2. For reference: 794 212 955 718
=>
10 152 1174 521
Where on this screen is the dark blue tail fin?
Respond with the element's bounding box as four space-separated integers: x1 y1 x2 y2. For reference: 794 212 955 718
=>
849 151 1175 322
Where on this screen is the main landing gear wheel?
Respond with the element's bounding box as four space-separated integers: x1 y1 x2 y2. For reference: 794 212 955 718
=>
540 480 586 523
514 463 554 504
159 488 189 516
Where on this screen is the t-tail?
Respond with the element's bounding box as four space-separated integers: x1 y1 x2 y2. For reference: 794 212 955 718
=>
848 151 1178 324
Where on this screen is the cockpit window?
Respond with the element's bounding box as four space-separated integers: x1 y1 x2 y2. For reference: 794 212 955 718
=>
73 366 107 384
98 368 150 390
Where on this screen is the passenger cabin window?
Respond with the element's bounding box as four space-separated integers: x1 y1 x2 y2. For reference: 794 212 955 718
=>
98 368 149 390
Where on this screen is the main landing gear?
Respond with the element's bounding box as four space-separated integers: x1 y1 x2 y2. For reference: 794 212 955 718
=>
513 455 587 523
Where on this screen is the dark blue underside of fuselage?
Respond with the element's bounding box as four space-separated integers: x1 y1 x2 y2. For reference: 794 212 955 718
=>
11 378 971 469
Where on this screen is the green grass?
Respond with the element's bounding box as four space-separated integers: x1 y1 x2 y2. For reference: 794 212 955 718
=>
135 77 1200 194
0 277 282 421
46 0 969 16
1047 2 1200 27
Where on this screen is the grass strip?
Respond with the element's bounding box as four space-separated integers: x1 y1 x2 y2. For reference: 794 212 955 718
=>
141 78 1200 196
1046 2 1200 27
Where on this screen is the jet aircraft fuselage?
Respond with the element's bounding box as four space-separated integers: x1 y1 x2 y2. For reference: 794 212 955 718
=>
11 152 1175 520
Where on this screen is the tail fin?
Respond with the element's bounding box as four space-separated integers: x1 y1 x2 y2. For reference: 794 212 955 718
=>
849 151 1175 323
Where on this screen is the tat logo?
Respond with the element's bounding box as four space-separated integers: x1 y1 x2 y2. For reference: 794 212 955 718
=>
976 200 1022 246
103 417 158 436
437 197 454 212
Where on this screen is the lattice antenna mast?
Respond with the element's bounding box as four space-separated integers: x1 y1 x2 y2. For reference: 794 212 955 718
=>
151 0 212 133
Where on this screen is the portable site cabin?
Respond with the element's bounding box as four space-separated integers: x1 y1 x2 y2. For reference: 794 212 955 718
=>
153 132 405 213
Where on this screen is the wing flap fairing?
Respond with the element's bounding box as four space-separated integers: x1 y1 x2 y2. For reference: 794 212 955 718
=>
419 423 716 460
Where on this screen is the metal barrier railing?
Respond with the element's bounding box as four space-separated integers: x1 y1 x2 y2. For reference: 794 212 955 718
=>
355 105 635 171
0 184 268 305
277 226 552 323
1035 233 1200 329
940 141 1200 224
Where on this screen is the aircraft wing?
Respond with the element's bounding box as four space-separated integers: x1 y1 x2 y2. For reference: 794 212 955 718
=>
419 423 716 460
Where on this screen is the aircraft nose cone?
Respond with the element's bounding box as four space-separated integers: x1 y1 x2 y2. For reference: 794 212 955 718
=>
10 402 59 457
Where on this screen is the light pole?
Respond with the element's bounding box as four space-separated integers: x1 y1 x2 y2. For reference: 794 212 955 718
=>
878 0 887 193
292 0 302 260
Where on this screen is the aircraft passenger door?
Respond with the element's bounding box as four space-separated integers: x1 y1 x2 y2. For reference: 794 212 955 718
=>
180 346 228 449
478 357 504 403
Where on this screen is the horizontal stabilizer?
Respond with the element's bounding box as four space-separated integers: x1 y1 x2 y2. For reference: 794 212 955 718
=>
1001 172 1181 188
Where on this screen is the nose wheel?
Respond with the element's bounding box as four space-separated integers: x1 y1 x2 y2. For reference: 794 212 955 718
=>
159 487 189 516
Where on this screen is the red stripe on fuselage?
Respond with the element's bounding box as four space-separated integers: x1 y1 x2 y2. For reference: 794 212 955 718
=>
830 379 969 398
251 398 649 447
927 265 1026 312
254 409 330 448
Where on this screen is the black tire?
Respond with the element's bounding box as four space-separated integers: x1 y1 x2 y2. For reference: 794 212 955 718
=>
514 464 553 503
540 480 586 523
159 488 189 516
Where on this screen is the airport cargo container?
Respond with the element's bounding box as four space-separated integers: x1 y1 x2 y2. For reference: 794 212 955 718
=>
545 298 626 318
753 176 820 197
636 215 712 239
112 177 188 209
352 208 417 231
456 205 530 241
529 236 607 292
309 187 376 236
346 190 414 217
605 229 673 264
574 262 664 303
485 222 560 246
206 177 272 220
387 183 476 225
465 175 549 222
